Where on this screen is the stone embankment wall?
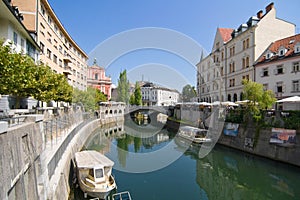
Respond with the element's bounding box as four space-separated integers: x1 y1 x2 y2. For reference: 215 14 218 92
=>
49 116 124 200
218 124 300 167
0 115 44 200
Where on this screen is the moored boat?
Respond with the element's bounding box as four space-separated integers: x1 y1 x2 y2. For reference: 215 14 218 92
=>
178 126 212 144
74 150 117 199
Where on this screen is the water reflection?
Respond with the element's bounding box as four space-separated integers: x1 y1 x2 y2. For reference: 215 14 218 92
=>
195 145 300 200
81 122 300 200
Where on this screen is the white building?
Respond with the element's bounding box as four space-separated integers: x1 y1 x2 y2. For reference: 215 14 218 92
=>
197 3 295 103
0 0 39 61
141 82 179 106
255 34 300 102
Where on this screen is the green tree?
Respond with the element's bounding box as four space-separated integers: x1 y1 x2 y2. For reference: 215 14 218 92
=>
117 70 130 104
242 79 276 121
182 84 197 102
133 82 142 105
129 93 135 105
0 41 36 108
72 87 107 111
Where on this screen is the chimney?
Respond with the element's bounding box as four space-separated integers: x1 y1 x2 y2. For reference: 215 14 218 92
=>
257 10 263 19
265 2 274 13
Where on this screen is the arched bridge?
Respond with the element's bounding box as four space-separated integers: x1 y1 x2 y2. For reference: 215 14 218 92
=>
125 105 170 115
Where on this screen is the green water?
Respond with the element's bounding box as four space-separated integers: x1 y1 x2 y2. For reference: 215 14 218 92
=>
78 122 300 200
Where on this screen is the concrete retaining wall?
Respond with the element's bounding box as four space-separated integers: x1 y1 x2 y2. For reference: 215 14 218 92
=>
218 124 300 167
0 115 44 200
48 116 124 200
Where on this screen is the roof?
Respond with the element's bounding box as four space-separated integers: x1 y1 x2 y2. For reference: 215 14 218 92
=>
218 28 233 43
75 150 114 168
256 34 300 64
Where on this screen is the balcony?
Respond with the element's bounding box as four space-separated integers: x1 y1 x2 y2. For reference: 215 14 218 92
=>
63 66 72 76
63 54 72 63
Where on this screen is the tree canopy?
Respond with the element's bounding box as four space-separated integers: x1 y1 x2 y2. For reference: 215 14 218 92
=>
130 82 142 105
0 41 73 108
242 79 276 121
117 70 130 104
182 84 197 102
72 87 107 111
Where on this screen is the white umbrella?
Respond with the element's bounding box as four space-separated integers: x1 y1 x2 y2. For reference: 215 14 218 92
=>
221 101 239 106
276 96 300 103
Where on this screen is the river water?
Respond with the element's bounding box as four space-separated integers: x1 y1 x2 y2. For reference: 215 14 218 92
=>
72 119 300 200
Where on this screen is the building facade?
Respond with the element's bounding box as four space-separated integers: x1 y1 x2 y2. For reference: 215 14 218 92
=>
197 3 295 102
0 0 39 61
11 0 88 90
87 64 112 100
141 82 179 106
255 34 300 100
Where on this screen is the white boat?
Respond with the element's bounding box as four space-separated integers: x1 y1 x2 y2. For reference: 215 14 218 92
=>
178 126 212 144
74 150 117 199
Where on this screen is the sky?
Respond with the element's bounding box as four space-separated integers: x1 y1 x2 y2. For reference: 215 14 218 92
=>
48 0 300 91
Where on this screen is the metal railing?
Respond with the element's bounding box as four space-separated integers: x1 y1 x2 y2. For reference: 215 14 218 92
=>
46 111 95 179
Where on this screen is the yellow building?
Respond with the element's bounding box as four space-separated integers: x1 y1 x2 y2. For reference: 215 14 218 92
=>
11 0 88 90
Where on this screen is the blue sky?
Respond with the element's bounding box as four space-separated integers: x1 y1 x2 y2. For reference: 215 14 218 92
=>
48 0 300 91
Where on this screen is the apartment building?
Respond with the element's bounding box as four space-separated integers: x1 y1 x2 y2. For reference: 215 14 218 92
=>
197 3 295 102
141 82 179 106
0 0 39 61
87 63 112 100
255 34 300 100
11 0 88 90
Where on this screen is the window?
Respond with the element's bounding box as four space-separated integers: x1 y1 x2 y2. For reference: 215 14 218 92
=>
221 51 224 60
229 46 235 57
59 45 62 54
262 68 268 77
59 59 62 67
243 38 249 50
292 62 299 72
21 39 25 51
40 5 45 16
95 73 98 80
54 25 58 33
229 79 235 87
295 44 300 53
292 80 299 92
47 49 51 59
40 42 44 53
220 67 224 76
276 82 283 93
276 65 284 75
13 32 18 45
242 74 249 81
47 16 52 25
53 54 57 64
230 62 235 73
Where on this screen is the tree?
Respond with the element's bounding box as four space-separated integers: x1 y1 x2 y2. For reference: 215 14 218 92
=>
242 79 276 121
117 70 130 104
182 84 197 102
0 41 36 108
72 87 107 111
133 82 142 105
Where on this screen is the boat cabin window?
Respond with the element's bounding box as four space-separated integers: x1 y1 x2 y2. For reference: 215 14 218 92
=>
195 130 206 138
88 168 105 183
95 168 104 179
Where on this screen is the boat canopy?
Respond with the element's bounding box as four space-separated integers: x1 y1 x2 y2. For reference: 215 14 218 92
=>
75 150 114 169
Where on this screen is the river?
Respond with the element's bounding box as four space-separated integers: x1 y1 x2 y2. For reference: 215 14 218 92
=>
71 119 300 200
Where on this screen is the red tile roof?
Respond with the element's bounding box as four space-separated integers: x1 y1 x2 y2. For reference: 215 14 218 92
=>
256 34 300 64
218 28 233 43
